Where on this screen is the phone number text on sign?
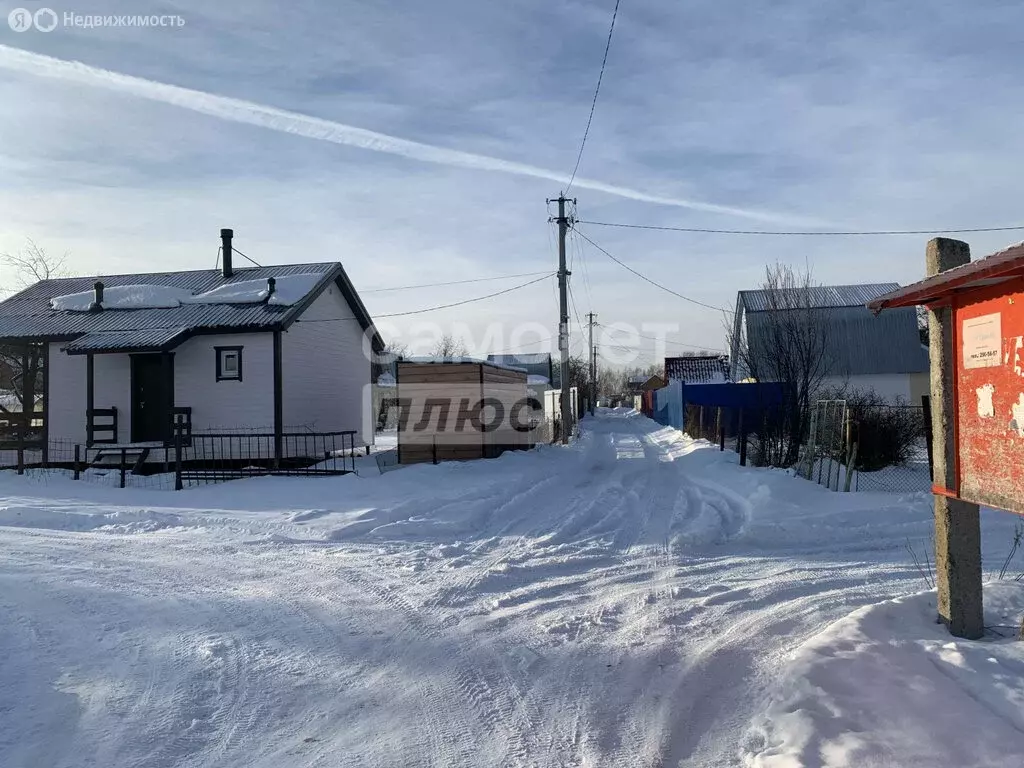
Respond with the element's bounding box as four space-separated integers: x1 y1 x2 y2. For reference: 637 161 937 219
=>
962 313 1002 369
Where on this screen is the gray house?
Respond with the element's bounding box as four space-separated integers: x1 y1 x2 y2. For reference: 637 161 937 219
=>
0 229 383 461
729 283 928 402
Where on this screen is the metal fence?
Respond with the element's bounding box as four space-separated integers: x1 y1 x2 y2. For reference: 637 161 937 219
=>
0 429 359 490
799 398 932 493
679 396 933 494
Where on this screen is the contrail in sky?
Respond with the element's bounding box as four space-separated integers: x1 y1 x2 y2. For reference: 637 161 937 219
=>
0 44 813 225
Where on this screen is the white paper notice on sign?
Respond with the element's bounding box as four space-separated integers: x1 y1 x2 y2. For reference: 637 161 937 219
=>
962 313 1002 369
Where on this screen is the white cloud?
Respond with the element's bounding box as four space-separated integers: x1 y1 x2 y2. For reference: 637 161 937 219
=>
0 44 813 225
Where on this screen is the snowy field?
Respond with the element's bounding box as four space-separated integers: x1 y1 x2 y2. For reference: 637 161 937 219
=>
1 409 1022 767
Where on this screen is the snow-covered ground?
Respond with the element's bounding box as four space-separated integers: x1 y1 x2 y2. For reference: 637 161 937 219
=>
1 409 1021 767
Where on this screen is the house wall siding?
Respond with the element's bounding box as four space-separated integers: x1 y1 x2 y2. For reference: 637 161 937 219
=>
48 342 86 443
819 373 913 403
282 284 371 444
174 333 274 432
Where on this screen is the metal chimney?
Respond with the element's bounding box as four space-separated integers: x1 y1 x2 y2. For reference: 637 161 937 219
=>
220 228 234 278
89 281 104 312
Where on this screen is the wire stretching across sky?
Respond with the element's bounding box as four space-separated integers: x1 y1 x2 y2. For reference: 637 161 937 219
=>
577 220 1024 236
595 321 726 352
0 44 816 226
574 226 732 313
565 0 622 193
375 273 555 318
363 270 551 293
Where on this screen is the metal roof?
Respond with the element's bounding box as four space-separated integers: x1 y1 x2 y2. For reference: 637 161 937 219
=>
0 262 383 350
665 355 730 384
868 243 1024 312
739 283 900 313
745 304 928 376
486 353 553 379
63 327 190 355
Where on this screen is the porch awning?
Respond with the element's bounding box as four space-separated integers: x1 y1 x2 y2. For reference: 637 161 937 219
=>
867 243 1024 313
62 327 190 355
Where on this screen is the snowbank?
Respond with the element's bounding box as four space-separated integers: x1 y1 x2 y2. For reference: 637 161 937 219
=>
50 285 194 311
185 273 323 306
744 583 1024 767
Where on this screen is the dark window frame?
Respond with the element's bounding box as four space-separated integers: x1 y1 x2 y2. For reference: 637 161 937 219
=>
215 346 244 382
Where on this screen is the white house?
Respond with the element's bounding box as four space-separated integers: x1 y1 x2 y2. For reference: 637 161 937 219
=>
0 229 382 465
729 283 929 402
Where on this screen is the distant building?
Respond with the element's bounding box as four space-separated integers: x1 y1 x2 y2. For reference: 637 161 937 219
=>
626 374 666 394
665 356 730 385
729 282 928 402
486 353 553 385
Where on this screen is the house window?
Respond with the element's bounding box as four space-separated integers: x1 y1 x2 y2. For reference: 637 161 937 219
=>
215 346 243 381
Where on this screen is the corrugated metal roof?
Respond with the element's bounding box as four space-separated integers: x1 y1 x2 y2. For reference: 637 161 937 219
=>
739 283 900 312
486 353 553 379
745 304 927 376
665 356 730 384
868 242 1024 312
0 263 380 348
63 327 190 355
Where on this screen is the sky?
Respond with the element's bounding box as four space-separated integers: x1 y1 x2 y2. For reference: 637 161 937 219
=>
2 0 1024 367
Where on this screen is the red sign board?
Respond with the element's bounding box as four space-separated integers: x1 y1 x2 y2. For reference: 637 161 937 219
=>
954 277 1024 513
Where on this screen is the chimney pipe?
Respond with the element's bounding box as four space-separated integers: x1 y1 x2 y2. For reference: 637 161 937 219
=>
266 276 276 298
220 228 233 278
89 281 104 312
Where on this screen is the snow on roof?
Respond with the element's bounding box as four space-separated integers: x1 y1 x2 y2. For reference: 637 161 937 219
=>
376 372 397 387
404 356 528 372
527 374 551 386
665 356 730 384
185 273 324 307
50 273 325 312
50 285 195 311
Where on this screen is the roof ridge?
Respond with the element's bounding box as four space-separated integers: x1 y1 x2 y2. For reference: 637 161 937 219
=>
27 261 341 285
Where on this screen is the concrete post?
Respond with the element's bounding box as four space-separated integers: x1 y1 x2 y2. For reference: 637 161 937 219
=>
926 237 984 639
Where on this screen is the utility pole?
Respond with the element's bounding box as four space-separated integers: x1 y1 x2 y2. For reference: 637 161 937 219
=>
549 193 575 443
587 312 597 415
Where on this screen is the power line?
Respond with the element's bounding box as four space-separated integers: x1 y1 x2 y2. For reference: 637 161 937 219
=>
577 219 1024 236
569 228 595 309
565 0 622 193
375 272 555 318
363 270 551 293
489 337 556 355
574 227 732 313
568 281 586 336
595 321 726 352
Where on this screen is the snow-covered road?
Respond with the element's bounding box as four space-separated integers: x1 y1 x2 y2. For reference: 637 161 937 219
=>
1 410 1021 767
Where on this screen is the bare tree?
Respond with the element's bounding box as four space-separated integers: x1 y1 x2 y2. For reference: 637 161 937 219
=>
3 239 68 289
727 263 832 466
431 334 467 360
0 241 71 437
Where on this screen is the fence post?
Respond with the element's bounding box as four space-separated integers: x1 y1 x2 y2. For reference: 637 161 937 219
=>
927 238 983 639
119 448 126 488
73 444 81 480
921 394 934 481
738 409 747 467
16 443 24 475
802 405 818 480
174 425 183 491
844 442 858 492
718 407 725 451
432 437 438 465
698 406 704 439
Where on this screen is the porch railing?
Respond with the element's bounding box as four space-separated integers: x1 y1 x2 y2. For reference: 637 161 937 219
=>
87 407 118 446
